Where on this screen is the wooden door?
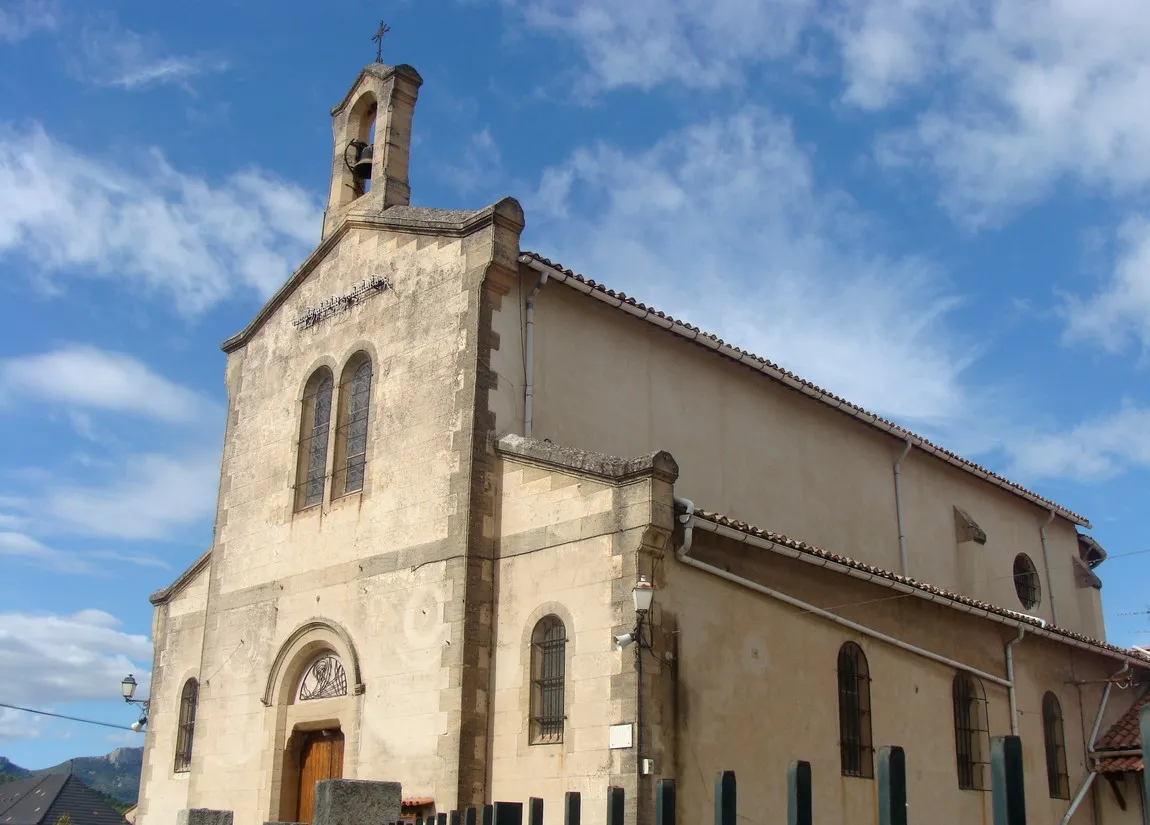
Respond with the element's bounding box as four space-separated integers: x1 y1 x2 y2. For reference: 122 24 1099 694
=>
296 729 345 824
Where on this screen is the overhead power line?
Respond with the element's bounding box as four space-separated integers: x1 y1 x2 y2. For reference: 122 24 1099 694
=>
0 701 139 732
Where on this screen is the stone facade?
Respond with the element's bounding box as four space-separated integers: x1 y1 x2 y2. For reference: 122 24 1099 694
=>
136 62 1149 825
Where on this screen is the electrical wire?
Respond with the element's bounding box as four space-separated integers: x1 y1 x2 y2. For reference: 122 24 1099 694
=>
0 701 139 732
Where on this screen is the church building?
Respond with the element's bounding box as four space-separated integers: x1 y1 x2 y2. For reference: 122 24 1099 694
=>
134 60 1149 825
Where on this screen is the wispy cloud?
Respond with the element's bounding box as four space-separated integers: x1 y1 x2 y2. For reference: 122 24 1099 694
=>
0 345 219 424
0 0 60 44
1005 402 1150 482
0 123 321 313
0 609 151 706
71 18 228 92
527 105 975 428
0 531 94 574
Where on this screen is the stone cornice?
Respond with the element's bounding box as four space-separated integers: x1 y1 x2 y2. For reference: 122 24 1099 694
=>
496 433 679 485
149 548 212 606
330 62 424 115
220 198 525 354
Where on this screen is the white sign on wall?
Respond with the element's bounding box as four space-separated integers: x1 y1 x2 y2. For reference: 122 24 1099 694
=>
609 723 634 750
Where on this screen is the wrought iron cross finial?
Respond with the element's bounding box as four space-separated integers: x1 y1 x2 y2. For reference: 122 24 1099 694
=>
371 20 390 63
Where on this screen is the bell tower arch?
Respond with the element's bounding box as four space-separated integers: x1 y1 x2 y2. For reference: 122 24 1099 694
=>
323 62 423 240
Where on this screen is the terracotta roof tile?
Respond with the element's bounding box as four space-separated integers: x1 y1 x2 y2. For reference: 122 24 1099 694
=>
522 251 1091 528
1095 756 1143 773
689 508 1150 665
401 798 435 808
1096 692 1150 752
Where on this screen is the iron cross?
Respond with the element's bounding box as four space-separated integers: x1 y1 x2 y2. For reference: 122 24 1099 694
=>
372 20 390 63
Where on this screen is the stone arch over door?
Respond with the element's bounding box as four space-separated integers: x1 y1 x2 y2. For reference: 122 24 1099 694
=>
259 618 365 824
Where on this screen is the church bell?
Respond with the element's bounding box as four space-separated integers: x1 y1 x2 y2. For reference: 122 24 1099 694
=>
346 140 374 181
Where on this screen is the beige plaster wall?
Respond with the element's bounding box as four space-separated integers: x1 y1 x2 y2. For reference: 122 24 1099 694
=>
658 528 1124 825
512 272 1104 638
1096 773 1145 825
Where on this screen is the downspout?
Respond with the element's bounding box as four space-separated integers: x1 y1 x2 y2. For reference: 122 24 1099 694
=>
1060 661 1131 825
893 438 913 576
1040 509 1060 626
1005 627 1026 735
672 500 1011 688
523 270 549 438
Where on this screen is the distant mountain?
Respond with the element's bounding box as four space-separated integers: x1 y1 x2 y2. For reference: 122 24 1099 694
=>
0 747 142 806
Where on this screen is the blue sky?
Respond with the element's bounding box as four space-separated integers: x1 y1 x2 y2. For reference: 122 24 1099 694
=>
1 0 1148 770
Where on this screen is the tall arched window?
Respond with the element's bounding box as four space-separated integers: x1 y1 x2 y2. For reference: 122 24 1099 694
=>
529 615 566 745
953 673 990 790
837 642 873 778
1042 692 1070 799
334 354 373 497
174 678 198 773
296 369 334 511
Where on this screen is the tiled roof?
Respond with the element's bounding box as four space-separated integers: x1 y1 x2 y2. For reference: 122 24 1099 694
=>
1095 756 1142 774
401 798 435 808
1096 692 1149 752
0 774 127 825
521 251 1091 528
689 507 1150 666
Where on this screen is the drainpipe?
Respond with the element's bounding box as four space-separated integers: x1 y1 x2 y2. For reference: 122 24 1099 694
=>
893 438 913 576
1005 627 1026 735
672 505 1011 688
523 270 549 438
1040 509 1060 626
674 497 695 555
1060 661 1131 825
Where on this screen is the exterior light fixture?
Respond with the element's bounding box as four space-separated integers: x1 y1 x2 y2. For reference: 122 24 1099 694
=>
632 576 654 613
121 674 138 701
121 674 149 731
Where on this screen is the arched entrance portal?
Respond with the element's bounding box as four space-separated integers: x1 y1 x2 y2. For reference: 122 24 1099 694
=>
296 728 345 823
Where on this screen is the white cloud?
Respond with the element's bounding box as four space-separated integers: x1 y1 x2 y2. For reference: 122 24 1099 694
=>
1006 403 1150 482
0 0 59 44
0 531 93 574
0 609 151 706
527 106 974 426
0 123 322 313
0 706 42 741
0 345 218 424
71 18 228 91
1062 216 1150 355
39 450 220 541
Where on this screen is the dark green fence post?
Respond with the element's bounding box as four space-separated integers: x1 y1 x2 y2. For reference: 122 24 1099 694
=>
564 792 581 825
607 787 625 825
877 747 907 825
528 798 544 825
451 812 461 825
991 736 1026 825
787 761 811 825
465 807 477 825
483 804 494 825
656 779 675 825
439 813 448 825
493 802 523 825
714 771 736 825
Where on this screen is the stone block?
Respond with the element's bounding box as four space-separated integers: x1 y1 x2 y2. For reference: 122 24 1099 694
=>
177 809 234 825
313 779 402 825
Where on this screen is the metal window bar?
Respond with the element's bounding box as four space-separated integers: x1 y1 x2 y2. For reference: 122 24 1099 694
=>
174 679 197 773
1013 554 1040 610
530 617 566 743
297 375 333 510
335 360 372 496
953 673 991 790
837 643 874 778
1042 693 1070 799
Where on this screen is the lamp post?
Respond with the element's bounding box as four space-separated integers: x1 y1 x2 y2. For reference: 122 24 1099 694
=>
121 674 149 732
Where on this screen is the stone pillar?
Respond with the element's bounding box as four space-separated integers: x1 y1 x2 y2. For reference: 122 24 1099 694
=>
312 779 402 825
177 810 234 825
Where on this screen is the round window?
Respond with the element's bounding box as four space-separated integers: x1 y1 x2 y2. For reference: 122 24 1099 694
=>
1013 553 1041 610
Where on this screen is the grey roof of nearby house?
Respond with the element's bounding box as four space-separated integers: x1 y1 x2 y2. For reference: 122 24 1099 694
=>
0 774 126 825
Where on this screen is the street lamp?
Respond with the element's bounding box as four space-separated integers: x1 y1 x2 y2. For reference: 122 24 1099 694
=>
121 674 149 732
614 576 655 650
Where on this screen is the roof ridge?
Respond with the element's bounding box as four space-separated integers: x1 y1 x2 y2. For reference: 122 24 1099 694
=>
521 251 1091 528
0 773 61 821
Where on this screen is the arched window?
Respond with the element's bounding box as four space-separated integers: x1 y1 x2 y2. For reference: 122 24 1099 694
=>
297 653 348 701
1042 692 1070 799
837 642 873 778
529 616 566 744
952 673 990 790
1013 553 1041 610
296 369 334 511
174 678 198 773
334 354 373 497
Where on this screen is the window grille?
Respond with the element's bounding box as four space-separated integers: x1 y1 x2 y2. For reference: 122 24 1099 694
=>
336 357 373 497
296 371 334 511
952 673 990 791
529 616 567 744
174 678 198 773
298 654 348 701
1013 554 1041 610
837 642 874 778
1042 692 1070 799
